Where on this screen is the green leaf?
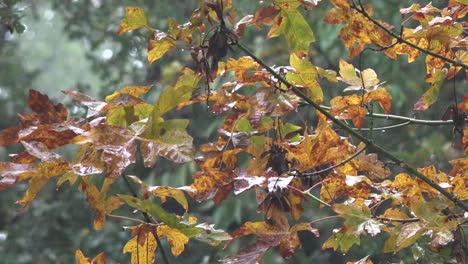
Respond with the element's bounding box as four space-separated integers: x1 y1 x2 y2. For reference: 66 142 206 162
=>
287 53 322 102
153 68 201 117
119 194 181 227
413 69 447 111
280 122 302 137
235 116 254 132
117 7 148 35
396 222 424 251
193 223 232 246
277 7 315 52
322 230 360 252
332 203 372 233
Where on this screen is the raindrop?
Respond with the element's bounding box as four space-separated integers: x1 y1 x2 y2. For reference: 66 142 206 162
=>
381 130 386 133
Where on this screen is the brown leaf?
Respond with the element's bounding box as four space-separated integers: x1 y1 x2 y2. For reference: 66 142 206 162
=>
28 89 68 124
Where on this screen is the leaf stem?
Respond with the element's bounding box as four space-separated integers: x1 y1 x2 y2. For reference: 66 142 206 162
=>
107 213 149 224
123 175 171 264
303 191 331 207
354 121 411 131
235 42 468 214
309 215 340 225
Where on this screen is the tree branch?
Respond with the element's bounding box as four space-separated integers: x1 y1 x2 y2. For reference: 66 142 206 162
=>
374 216 420 223
315 104 454 125
235 42 468 214
350 1 468 71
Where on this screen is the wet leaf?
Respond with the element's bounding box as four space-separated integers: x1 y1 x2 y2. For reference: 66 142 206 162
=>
413 68 447 111
157 224 190 256
123 224 157 264
118 6 148 35
148 32 176 64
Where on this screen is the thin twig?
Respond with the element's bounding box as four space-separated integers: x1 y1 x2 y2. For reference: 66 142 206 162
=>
108 213 149 224
350 2 468 71
355 121 411 131
309 215 340 225
123 175 171 264
315 104 454 125
374 216 420 223
303 191 331 207
235 42 468 214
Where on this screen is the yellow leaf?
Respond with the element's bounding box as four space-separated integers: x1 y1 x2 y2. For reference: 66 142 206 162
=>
123 225 157 264
105 85 153 102
150 186 189 213
157 224 189 256
75 249 105 264
148 36 176 64
75 249 90 264
118 7 148 35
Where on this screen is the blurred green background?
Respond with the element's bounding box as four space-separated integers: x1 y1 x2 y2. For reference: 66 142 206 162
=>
0 0 464 263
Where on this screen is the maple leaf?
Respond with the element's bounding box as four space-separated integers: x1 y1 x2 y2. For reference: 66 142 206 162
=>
123 224 157 264
118 6 148 35
73 123 137 178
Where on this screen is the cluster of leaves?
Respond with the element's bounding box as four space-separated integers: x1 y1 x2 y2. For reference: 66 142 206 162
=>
0 0 26 34
1 0 467 263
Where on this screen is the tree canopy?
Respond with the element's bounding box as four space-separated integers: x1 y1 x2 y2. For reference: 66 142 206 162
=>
0 0 467 263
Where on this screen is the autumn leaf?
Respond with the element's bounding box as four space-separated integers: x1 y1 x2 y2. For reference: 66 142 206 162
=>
413 68 447 111
118 7 148 35
148 31 176 64
123 224 157 264
287 53 322 103
276 7 315 53
75 249 105 264
81 177 122 229
322 229 360 252
157 224 190 256
105 85 152 102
